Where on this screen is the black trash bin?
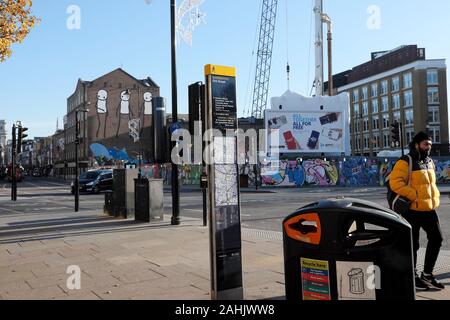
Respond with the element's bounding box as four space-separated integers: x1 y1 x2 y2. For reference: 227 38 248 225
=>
104 191 114 216
283 197 415 301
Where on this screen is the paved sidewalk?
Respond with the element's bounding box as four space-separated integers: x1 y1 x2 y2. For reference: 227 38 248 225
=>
0 210 449 300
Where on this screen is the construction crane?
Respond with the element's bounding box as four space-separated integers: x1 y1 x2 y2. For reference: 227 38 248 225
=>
250 0 279 120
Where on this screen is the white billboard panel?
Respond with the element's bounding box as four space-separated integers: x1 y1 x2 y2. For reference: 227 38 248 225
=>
266 91 350 155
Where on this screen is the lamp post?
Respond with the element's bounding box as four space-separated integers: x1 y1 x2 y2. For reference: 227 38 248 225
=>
75 107 89 212
170 0 180 225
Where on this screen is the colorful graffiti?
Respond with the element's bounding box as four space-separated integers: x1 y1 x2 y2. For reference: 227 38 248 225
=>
339 158 379 187
90 143 139 166
379 160 396 186
86 156 450 187
435 160 450 184
303 159 339 186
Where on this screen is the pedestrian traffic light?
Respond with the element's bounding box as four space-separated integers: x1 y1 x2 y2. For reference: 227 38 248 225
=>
391 122 400 143
17 126 28 154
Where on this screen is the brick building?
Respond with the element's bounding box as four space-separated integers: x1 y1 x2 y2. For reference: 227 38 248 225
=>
325 45 448 156
56 68 160 178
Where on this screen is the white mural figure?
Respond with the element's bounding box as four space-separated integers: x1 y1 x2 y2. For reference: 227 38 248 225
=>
116 90 133 137
97 90 108 113
139 92 153 137
96 90 108 138
120 90 131 114
143 92 152 115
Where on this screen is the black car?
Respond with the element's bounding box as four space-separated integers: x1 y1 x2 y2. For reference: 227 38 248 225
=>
71 170 113 194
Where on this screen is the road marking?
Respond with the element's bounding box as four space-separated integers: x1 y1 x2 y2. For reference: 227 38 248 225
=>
0 206 23 214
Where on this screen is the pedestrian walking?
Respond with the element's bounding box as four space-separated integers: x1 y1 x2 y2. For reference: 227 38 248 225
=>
389 131 445 290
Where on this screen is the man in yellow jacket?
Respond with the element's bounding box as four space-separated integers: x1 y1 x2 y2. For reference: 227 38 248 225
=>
390 131 444 290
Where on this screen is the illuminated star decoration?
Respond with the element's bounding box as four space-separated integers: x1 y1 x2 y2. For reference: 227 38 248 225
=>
177 0 206 46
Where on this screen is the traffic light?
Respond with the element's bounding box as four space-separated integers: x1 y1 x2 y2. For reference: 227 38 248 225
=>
391 121 400 143
17 126 28 154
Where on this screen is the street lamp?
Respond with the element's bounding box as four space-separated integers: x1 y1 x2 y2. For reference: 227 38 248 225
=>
170 0 180 225
75 107 89 212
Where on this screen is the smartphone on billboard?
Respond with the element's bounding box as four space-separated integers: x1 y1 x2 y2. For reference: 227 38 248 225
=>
322 128 342 141
268 115 287 129
307 131 320 149
283 131 300 150
320 113 338 125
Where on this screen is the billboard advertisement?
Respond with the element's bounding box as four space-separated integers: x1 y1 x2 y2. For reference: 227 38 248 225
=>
266 91 350 156
266 111 345 154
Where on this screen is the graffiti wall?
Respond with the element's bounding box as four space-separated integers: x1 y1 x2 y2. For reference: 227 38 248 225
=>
86 156 450 187
258 157 450 187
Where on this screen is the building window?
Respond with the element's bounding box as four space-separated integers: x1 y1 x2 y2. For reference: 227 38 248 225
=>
363 118 369 132
405 108 414 126
372 134 380 149
428 127 441 143
371 83 378 97
427 69 438 85
393 111 401 123
362 101 369 116
354 120 360 133
371 99 378 114
428 106 440 124
403 72 412 89
353 103 360 118
381 96 389 112
406 129 414 144
381 80 388 95
392 77 400 92
382 113 390 129
364 135 370 150
362 86 368 100
372 116 379 130
428 87 439 104
383 132 390 148
404 90 413 107
392 94 400 109
352 89 359 102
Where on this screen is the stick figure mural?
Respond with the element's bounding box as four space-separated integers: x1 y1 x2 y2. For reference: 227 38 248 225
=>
116 90 133 137
96 90 108 138
140 92 152 135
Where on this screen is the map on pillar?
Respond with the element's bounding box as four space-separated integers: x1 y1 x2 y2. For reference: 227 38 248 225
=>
215 164 238 207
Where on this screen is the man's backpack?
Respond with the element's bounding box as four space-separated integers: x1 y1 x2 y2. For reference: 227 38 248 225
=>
385 155 413 215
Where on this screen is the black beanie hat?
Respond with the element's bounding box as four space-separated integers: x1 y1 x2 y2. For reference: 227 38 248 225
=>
412 131 432 145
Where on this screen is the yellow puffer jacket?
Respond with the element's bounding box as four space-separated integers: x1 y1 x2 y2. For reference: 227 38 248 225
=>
389 155 440 211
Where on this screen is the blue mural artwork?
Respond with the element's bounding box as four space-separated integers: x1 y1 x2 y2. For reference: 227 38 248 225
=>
90 143 138 166
339 158 379 187
434 160 450 184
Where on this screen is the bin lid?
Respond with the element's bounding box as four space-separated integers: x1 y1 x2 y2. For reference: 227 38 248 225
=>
297 197 402 221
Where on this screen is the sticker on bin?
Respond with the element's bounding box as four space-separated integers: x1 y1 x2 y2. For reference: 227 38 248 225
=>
300 258 331 301
284 213 321 245
336 261 377 300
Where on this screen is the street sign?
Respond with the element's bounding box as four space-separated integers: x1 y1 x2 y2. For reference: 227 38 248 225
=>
205 64 243 300
168 121 184 135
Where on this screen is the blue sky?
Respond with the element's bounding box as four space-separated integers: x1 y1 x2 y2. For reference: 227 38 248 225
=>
1 0 449 139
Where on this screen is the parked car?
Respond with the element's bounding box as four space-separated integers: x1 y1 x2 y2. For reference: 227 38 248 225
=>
32 168 42 177
71 170 113 194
